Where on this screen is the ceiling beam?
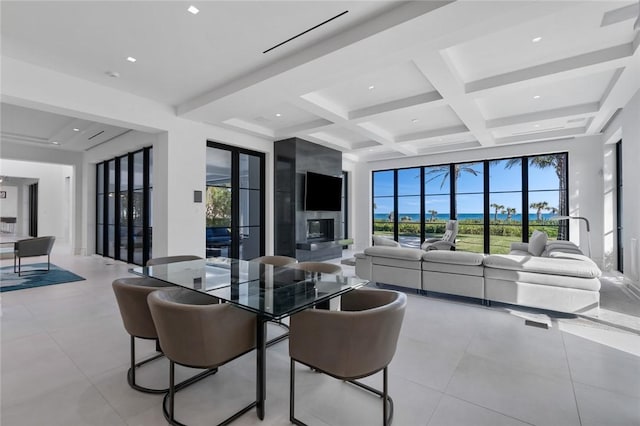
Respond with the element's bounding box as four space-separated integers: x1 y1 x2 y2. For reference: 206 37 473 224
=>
495 127 585 145
348 91 443 120
466 43 635 95
274 118 334 139
177 1 453 117
413 52 495 146
486 103 599 129
395 124 469 143
291 94 415 156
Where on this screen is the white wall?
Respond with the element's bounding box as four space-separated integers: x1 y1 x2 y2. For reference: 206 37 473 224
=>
2 57 273 259
620 89 640 282
352 136 606 265
0 185 19 216
0 159 73 243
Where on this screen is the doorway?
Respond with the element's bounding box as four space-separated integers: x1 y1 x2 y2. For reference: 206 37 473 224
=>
206 142 265 260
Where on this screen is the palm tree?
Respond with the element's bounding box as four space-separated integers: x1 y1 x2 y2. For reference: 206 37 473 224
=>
506 154 568 237
425 163 481 190
490 203 504 222
530 201 549 222
506 207 516 222
427 209 438 221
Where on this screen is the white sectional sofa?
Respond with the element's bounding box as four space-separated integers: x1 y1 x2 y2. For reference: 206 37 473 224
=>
355 241 601 314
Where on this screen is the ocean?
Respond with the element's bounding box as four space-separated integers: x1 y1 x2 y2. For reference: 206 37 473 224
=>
374 213 557 222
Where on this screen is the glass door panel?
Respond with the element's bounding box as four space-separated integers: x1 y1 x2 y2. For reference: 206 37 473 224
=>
206 144 264 260
489 158 522 254
455 162 484 253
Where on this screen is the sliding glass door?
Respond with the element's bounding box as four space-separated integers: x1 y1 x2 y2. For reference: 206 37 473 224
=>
206 142 264 260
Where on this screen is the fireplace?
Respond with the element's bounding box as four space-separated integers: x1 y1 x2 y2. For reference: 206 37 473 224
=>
306 219 334 242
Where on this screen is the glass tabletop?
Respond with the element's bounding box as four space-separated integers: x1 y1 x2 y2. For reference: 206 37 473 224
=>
130 258 368 320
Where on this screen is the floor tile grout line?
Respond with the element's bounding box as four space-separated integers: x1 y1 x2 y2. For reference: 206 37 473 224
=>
43 314 131 426
560 329 583 426
437 394 537 426
436 324 537 426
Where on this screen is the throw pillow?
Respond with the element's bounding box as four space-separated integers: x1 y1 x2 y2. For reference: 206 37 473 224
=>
372 235 400 247
528 230 548 256
441 230 453 241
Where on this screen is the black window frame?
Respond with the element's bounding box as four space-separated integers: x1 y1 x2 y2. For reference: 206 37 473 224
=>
96 146 153 265
371 152 569 253
206 141 265 260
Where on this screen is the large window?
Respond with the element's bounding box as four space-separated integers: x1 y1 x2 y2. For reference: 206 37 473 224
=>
397 168 421 247
372 152 568 254
206 142 264 260
527 154 568 240
424 165 451 243
372 170 396 243
489 158 522 254
96 147 153 265
455 162 484 253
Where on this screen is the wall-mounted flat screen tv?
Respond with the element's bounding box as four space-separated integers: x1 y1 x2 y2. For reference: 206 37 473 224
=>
304 171 342 211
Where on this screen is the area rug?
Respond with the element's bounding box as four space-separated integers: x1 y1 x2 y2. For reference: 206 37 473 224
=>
0 263 85 292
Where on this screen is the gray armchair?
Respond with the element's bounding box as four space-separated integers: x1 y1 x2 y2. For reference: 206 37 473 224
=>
421 220 457 251
289 288 407 425
14 236 56 276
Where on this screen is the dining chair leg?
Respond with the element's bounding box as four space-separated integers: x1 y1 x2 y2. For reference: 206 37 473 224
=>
169 360 175 422
383 366 388 426
290 359 295 423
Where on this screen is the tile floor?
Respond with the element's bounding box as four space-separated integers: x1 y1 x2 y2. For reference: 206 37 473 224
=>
1 250 640 426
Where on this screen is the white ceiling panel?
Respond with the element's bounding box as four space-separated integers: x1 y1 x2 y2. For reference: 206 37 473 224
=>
251 103 322 131
446 1 635 82
476 69 617 120
312 61 435 112
0 1 397 105
364 104 464 138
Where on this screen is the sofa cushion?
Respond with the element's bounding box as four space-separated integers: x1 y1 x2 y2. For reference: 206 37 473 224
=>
422 250 484 266
528 230 548 256
483 254 601 279
372 235 400 247
484 268 601 291
422 261 484 277
364 246 424 261
354 252 368 259
545 241 583 255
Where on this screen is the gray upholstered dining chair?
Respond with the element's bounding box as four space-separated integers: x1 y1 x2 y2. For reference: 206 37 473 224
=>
289 288 406 426
148 287 257 426
421 220 458 251
112 255 203 393
13 236 56 276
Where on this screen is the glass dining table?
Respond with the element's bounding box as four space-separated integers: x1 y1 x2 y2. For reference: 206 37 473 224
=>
131 257 368 420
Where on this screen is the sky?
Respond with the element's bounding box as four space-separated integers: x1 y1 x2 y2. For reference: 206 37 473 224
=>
373 158 562 215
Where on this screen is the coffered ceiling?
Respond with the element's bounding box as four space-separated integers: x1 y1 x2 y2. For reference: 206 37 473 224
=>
2 1 639 160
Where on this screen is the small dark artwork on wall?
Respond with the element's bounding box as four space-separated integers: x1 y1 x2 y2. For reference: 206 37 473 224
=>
0 191 6 199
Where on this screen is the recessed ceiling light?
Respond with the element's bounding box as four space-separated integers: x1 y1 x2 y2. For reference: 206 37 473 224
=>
368 85 375 90
73 128 80 132
532 36 542 43
533 95 541 99
275 113 282 117
52 141 60 145
411 119 419 123
188 5 199 15
126 56 137 63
